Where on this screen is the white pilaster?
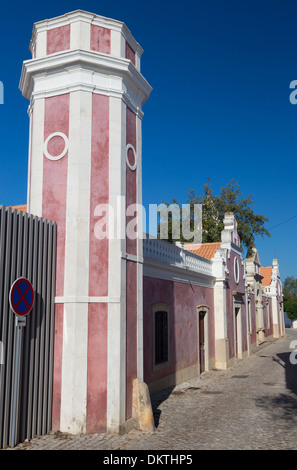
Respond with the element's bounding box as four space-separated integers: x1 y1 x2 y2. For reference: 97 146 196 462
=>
35 29 47 58
28 98 44 216
271 295 280 338
60 90 92 433
110 29 123 57
70 19 91 50
212 250 229 369
106 96 127 432
60 303 88 433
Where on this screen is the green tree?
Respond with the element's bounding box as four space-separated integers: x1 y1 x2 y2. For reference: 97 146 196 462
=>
283 276 297 320
158 179 270 256
284 300 297 321
283 276 297 302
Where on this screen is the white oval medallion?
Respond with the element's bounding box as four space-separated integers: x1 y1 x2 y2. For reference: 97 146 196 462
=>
126 144 137 171
44 132 69 161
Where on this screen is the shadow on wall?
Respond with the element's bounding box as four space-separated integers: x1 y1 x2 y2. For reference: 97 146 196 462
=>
284 311 292 329
150 387 174 428
255 332 297 422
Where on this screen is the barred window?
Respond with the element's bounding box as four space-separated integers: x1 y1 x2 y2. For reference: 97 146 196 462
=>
155 311 168 365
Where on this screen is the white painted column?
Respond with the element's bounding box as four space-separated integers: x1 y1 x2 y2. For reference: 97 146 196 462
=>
271 295 280 338
70 19 91 50
60 90 92 433
28 98 44 216
110 29 123 57
35 28 47 58
212 250 229 369
106 96 127 433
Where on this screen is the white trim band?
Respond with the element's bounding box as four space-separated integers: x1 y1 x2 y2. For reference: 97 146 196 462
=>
55 296 121 303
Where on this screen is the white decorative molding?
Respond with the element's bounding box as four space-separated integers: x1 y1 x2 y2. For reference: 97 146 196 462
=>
44 132 69 161
19 49 152 116
234 256 239 284
126 144 137 171
143 238 213 276
55 296 121 303
143 258 215 288
30 10 144 56
143 238 215 287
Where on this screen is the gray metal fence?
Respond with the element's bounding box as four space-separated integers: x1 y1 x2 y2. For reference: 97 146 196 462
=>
0 206 56 449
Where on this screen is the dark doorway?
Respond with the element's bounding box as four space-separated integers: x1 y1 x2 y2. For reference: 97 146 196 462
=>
234 307 240 358
199 312 205 373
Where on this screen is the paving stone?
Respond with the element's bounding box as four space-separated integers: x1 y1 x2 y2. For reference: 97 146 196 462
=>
8 329 297 450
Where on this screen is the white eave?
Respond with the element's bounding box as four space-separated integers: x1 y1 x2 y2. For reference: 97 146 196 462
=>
19 49 152 112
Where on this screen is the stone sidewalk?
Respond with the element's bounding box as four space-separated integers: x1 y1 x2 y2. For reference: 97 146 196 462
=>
8 329 297 450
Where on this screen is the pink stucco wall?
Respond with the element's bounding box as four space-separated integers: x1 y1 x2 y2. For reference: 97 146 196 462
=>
263 295 273 337
126 106 137 256
43 94 69 297
125 106 138 419
126 41 136 65
86 93 110 432
87 303 108 433
47 25 70 55
42 93 69 431
90 25 111 54
89 93 109 297
126 261 138 419
143 276 215 387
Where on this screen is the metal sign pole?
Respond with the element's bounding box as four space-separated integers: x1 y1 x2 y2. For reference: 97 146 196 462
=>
11 318 22 448
9 277 33 448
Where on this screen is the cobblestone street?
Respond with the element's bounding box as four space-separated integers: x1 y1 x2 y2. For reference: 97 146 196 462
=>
9 329 297 451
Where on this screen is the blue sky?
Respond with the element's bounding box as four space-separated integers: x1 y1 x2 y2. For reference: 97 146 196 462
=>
0 0 296 281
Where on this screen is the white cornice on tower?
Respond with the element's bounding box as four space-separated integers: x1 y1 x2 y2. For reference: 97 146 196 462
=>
19 49 152 117
29 10 144 64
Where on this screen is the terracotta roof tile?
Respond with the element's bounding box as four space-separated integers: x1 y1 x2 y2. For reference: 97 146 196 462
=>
11 204 27 213
260 266 273 286
184 242 221 260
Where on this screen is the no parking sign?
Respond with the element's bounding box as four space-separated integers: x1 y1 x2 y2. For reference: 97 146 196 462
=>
9 277 34 317
9 277 35 447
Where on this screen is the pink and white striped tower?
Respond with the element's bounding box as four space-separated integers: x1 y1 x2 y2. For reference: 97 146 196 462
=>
20 10 152 434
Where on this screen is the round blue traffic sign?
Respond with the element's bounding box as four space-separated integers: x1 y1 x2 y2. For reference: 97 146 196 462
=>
9 278 34 316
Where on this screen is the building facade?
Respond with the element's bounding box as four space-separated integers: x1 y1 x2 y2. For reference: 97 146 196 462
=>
17 10 285 437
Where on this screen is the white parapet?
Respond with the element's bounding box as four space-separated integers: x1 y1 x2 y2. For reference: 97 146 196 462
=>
143 238 213 277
